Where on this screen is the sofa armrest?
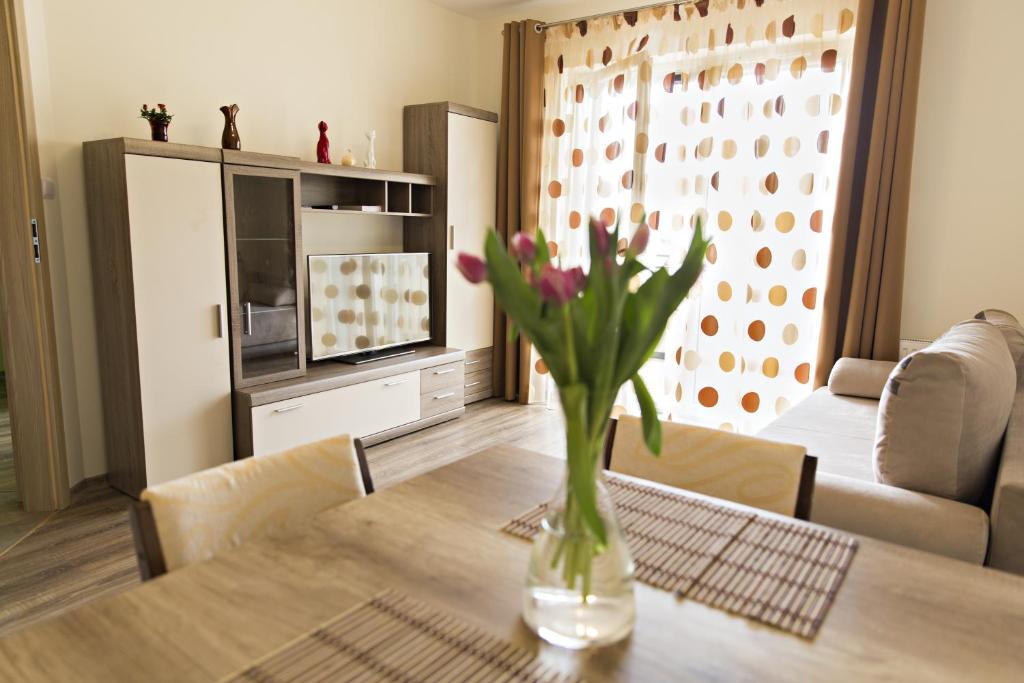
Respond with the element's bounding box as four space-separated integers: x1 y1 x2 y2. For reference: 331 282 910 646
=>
811 472 989 564
827 358 897 399
989 369 1024 575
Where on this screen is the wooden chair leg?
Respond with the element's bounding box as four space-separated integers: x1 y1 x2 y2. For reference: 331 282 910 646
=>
354 438 374 495
128 500 167 581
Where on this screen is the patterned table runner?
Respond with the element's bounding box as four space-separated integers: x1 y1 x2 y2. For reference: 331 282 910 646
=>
223 590 577 683
504 475 857 638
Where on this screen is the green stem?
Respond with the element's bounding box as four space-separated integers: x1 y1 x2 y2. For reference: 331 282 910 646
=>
562 305 578 383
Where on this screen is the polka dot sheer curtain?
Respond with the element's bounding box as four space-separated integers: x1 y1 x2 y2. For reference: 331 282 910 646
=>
535 0 857 433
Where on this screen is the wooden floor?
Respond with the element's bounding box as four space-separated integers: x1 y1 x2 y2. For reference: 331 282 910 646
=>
0 399 564 637
0 389 51 558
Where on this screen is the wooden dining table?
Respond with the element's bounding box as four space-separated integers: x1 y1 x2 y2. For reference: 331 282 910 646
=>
1 445 1023 682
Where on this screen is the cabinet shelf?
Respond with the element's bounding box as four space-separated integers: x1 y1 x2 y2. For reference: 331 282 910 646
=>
301 207 431 218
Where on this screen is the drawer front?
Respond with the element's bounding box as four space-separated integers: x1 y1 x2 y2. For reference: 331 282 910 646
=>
251 371 420 456
463 367 492 396
420 383 465 418
420 361 464 394
464 347 492 374
464 369 493 404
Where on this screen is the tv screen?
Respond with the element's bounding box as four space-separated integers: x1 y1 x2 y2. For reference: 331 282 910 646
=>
307 253 430 360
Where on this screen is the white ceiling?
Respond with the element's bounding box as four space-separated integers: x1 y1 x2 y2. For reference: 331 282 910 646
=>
430 0 558 19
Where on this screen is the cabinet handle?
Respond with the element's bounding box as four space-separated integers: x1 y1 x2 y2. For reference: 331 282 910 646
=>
465 359 481 366
216 304 225 339
434 368 455 375
384 379 408 387
465 381 482 388
243 301 253 335
448 225 454 250
434 392 456 400
273 403 304 414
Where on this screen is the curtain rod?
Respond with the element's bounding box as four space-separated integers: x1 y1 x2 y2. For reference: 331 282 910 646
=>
534 0 697 33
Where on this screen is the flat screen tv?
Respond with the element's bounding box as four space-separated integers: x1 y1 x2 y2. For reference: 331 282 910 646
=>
307 252 430 361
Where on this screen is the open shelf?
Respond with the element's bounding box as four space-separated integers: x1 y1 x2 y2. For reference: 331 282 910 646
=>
297 165 434 219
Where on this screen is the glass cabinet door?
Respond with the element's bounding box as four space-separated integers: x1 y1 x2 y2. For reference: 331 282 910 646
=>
223 165 305 387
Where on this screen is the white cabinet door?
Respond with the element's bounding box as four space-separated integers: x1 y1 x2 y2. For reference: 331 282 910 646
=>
250 372 421 456
125 155 234 486
446 112 496 351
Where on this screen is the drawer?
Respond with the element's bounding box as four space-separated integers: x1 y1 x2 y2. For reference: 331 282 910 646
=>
465 387 493 404
250 371 419 456
463 367 492 395
464 347 492 373
420 361 464 394
420 383 465 418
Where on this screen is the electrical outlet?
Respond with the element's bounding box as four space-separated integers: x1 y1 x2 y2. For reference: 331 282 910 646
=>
898 338 931 360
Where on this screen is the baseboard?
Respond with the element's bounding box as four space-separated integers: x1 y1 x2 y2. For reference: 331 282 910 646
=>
69 473 108 495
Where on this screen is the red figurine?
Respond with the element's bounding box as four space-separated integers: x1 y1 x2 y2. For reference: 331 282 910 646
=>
316 121 331 164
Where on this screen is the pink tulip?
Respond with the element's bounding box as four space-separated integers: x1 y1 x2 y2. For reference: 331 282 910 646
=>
590 218 610 256
566 266 586 294
628 224 650 255
456 253 487 283
537 264 584 305
511 232 536 264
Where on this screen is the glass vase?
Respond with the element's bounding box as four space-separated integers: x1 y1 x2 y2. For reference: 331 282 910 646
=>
523 467 636 649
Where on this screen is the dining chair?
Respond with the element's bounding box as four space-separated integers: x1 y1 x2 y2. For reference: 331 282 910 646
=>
129 434 373 580
603 416 816 519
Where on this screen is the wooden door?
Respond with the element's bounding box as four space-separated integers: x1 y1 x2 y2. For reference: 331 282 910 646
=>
124 155 233 486
223 165 306 388
446 112 496 351
0 0 68 510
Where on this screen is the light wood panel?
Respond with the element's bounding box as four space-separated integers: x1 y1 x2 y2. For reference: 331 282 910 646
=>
1 446 1022 682
124 155 234 487
0 0 68 511
446 111 496 352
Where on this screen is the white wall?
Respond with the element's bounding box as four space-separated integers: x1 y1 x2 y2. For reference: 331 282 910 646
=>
901 1 1024 341
23 0 493 484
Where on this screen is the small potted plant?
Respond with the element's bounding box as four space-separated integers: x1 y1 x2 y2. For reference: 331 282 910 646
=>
140 103 173 142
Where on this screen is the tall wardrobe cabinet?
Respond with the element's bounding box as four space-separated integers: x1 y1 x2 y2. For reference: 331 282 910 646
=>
85 140 234 496
403 102 498 404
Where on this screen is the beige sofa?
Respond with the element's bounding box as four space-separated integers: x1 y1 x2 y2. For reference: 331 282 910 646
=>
757 310 1024 573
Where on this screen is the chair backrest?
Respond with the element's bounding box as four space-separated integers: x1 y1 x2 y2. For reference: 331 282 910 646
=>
605 416 816 519
129 435 372 580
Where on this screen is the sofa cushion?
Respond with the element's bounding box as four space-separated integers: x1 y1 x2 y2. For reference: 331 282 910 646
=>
874 319 1016 503
828 358 898 399
975 309 1024 365
757 387 878 481
811 472 989 565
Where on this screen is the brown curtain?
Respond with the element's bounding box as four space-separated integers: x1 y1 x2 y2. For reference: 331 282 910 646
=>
814 0 927 387
494 20 545 403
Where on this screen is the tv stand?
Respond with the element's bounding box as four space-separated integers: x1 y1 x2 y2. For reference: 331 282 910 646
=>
233 346 470 458
336 347 416 365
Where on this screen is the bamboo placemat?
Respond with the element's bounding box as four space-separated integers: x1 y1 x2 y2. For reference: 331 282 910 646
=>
222 590 577 683
503 474 857 638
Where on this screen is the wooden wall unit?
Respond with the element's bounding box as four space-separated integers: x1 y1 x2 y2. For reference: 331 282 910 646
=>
403 102 498 404
85 137 467 493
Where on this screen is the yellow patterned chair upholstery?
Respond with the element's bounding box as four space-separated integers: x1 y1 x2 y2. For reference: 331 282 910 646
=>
605 416 816 519
129 435 372 579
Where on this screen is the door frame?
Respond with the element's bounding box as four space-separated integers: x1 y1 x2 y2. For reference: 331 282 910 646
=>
0 0 70 510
